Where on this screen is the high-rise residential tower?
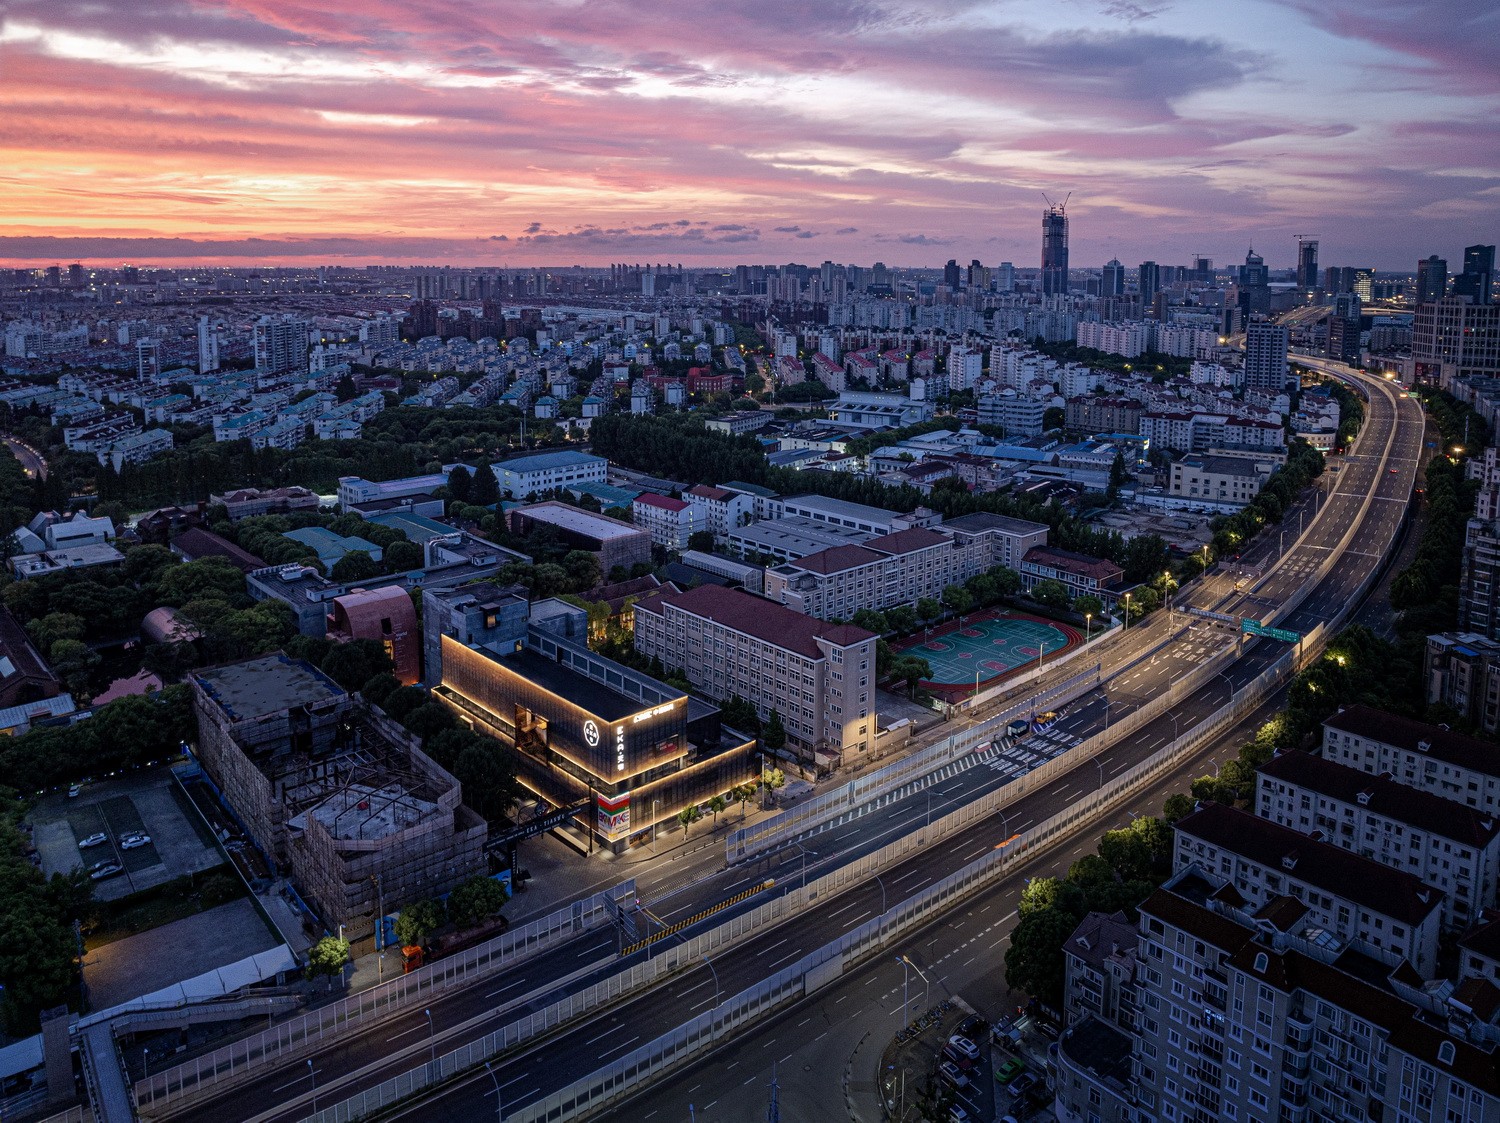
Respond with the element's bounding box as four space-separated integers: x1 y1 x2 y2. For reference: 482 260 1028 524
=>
1137 261 1159 309
1455 244 1496 305
1100 258 1124 297
1417 254 1449 303
1296 236 1319 290
1041 201 1069 296
1244 319 1289 391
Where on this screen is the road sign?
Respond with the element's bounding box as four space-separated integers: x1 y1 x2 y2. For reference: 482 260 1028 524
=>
1184 606 1239 625
1241 619 1301 644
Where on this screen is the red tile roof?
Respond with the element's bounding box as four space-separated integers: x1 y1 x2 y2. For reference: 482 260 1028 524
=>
634 492 689 512
635 584 875 659
864 527 953 556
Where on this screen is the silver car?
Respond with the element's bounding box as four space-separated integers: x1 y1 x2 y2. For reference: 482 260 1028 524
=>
77 832 107 849
120 833 152 850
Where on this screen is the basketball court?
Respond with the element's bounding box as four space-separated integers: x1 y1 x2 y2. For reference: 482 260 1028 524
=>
897 612 1080 699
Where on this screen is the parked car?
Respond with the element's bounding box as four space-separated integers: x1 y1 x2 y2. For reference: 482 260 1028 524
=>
947 1034 981 1061
938 1060 969 1088
89 861 123 880
948 1107 971 1123
67 784 82 799
959 1015 987 1040
77 833 107 849
1009 1072 1040 1099
941 1043 975 1071
120 833 151 850
995 1057 1026 1084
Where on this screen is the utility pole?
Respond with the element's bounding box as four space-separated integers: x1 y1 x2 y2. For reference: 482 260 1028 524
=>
767 1064 781 1123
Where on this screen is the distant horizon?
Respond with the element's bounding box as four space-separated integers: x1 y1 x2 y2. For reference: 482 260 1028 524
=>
0 244 1458 276
3 1 1494 275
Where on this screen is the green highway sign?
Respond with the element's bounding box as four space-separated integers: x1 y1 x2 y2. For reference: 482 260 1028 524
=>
1241 620 1301 643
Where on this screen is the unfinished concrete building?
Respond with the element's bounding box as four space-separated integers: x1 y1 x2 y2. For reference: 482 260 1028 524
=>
191 654 486 939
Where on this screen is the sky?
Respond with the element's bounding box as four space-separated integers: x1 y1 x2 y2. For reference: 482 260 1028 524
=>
1 0 1496 271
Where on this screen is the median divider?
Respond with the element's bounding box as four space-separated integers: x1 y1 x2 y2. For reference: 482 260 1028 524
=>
621 879 776 956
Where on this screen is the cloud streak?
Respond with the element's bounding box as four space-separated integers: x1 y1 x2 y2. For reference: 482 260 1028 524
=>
0 0 1494 267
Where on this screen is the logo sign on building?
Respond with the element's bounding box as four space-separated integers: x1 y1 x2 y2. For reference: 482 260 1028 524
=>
583 720 600 747
616 724 626 773
597 791 630 837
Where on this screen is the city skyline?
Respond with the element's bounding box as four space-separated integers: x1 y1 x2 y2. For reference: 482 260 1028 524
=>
2 0 1495 269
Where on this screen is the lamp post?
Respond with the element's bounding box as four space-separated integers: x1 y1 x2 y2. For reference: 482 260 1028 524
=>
792 841 817 890
897 955 911 1027
1123 592 1132 631
485 1061 503 1122
652 798 659 853
423 1008 437 1069
874 871 888 916
900 954 931 1014
1095 757 1104 790
307 1060 317 1112
701 952 722 1009
1085 612 1092 643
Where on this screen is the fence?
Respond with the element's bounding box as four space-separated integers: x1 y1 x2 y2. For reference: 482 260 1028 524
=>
726 663 1103 863
134 879 635 1114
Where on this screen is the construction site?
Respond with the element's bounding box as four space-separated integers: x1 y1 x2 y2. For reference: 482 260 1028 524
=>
190 654 487 940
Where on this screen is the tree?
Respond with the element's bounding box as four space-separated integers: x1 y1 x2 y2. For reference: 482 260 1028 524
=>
1029 579 1071 611
890 654 932 699
706 793 727 830
384 539 422 572
319 640 392 692
677 805 701 838
1004 907 1079 1008
394 899 446 947
562 550 601 592
733 781 759 820
916 596 942 623
331 550 380 584
688 530 716 553
403 702 456 742
50 638 100 697
531 563 570 599
446 874 508 929
305 936 350 988
447 464 473 503
1162 793 1196 823
26 612 86 652
1109 450 1130 490
852 608 889 635
886 604 917 635
941 584 974 615
762 709 787 754
1073 594 1104 623
989 566 1022 597
469 464 500 506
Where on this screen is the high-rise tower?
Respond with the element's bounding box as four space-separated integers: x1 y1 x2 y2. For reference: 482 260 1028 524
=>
1455 244 1496 305
1296 237 1319 290
1417 255 1449 304
1041 197 1069 296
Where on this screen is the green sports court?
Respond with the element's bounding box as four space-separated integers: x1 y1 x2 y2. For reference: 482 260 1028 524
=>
896 612 1081 698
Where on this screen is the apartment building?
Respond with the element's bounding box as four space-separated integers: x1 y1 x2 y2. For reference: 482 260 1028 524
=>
506 502 651 575
1414 296 1500 389
1321 705 1500 815
633 584 875 759
492 449 608 499
1168 453 1274 509
1019 545 1123 602
764 527 960 619
1061 910 1139 1032
683 484 754 539
631 492 702 551
1055 865 1500 1123
1463 517 1500 640
1173 802 1444 977
1424 632 1500 735
1257 749 1500 930
1065 395 1144 435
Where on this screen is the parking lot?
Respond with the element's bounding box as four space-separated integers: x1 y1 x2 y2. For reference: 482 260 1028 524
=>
30 768 226 901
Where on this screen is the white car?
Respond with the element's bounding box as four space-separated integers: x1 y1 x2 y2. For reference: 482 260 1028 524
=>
947 1034 981 1061
67 784 82 799
120 833 151 850
89 861 124 880
77 832 107 849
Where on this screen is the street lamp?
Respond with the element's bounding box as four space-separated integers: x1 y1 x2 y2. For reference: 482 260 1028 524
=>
900 954 931 1014
1123 592 1132 631
1094 757 1104 790
424 1008 437 1069
307 1060 317 1112
1085 612 1092 642
792 841 817 890
873 871 888 916
701 952 722 1010
652 797 659 853
485 1061 503 1122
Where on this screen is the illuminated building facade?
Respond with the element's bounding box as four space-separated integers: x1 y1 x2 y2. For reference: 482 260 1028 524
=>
435 626 756 853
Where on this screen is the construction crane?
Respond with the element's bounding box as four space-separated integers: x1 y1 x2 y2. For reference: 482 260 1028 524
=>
1042 191 1071 213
